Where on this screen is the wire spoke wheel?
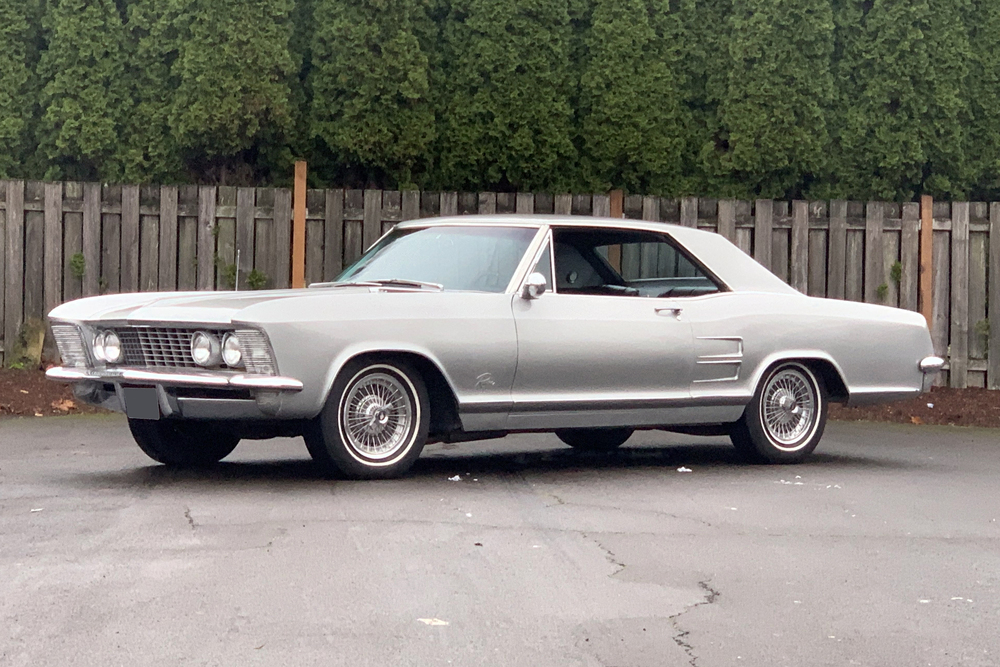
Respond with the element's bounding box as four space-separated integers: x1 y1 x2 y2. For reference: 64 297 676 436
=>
340 371 415 461
760 367 819 451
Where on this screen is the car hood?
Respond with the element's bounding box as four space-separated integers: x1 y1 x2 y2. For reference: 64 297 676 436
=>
48 287 374 325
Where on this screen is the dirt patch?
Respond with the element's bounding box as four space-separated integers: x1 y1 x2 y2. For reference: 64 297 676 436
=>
830 385 1000 428
1 369 998 427
0 368 109 418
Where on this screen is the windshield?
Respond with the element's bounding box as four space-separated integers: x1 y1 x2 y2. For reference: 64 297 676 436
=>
336 225 539 292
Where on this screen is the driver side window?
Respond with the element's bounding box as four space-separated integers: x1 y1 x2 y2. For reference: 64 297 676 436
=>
551 227 721 298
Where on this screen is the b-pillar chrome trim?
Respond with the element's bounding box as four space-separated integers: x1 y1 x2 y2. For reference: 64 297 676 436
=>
45 366 304 392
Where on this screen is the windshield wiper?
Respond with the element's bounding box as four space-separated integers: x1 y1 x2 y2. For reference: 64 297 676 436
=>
309 279 444 291
367 278 444 291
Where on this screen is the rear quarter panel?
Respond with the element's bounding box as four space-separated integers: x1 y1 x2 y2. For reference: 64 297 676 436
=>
686 292 933 405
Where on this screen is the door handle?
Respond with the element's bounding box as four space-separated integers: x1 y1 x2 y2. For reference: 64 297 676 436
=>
655 307 683 320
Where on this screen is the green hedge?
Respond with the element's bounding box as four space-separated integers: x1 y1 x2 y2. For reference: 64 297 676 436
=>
0 0 995 201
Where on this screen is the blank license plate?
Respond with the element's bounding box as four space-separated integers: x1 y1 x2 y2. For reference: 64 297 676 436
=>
124 387 160 420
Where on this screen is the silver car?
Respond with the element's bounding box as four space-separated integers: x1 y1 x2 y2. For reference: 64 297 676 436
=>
47 216 943 478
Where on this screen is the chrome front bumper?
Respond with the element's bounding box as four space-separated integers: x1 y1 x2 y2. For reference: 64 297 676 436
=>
46 366 303 392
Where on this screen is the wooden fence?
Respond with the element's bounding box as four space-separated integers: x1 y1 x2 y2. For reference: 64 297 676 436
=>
1 180 998 389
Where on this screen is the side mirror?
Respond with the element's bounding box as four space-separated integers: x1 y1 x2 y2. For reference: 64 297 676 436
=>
521 272 548 300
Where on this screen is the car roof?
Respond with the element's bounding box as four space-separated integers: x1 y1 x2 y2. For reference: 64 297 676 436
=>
396 215 800 296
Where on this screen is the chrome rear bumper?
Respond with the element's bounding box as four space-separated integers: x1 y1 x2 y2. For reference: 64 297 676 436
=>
45 366 303 392
919 356 945 373
919 356 945 393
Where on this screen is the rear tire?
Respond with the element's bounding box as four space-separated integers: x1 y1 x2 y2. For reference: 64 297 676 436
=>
730 361 827 463
556 427 633 452
305 358 429 479
128 419 240 466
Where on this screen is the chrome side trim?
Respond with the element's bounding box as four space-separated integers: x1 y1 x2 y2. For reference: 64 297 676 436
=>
459 394 750 415
693 336 743 383
46 366 303 392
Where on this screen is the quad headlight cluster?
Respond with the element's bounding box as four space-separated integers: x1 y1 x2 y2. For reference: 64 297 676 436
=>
191 331 244 369
92 331 123 364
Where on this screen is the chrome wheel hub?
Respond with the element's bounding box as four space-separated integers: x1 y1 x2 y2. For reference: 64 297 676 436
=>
342 372 414 460
762 368 817 448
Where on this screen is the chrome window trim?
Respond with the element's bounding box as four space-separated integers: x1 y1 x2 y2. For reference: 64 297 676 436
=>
517 228 557 296
504 225 551 295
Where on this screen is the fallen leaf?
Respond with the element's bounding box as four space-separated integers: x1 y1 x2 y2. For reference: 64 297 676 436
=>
416 618 449 626
51 399 76 412
34 412 43 418
19 390 29 395
910 416 924 425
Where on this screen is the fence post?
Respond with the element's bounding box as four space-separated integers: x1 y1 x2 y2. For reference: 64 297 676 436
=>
291 161 307 289
919 195 934 326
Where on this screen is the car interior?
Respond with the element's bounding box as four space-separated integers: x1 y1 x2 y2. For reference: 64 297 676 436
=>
541 228 723 298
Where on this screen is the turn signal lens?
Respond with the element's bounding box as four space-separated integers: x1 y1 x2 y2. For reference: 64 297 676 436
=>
191 332 221 367
222 334 243 368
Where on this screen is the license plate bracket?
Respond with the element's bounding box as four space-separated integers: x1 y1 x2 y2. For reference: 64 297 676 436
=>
123 387 160 420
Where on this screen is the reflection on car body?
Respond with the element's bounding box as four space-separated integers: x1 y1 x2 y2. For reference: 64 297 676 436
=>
47 216 943 478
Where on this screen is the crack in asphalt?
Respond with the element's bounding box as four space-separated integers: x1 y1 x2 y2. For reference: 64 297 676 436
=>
670 580 720 667
584 533 626 577
184 507 196 529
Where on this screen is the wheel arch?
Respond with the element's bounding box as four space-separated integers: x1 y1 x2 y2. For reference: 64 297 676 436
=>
322 347 462 437
749 352 849 403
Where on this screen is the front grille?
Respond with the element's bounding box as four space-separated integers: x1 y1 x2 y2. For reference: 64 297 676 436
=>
52 324 88 368
114 327 229 369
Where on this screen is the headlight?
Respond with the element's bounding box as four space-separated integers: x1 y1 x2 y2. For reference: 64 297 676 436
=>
191 332 222 367
103 331 123 364
222 333 243 368
92 332 107 362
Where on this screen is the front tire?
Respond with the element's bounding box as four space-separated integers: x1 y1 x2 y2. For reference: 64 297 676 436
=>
305 358 429 479
556 427 634 451
128 419 240 466
730 361 827 463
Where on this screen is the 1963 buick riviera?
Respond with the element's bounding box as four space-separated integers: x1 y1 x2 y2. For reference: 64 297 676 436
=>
46 216 943 478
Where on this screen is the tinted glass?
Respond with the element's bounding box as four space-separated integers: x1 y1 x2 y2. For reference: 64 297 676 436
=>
338 225 538 293
531 243 552 288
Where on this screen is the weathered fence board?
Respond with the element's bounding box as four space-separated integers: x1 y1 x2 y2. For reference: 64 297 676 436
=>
754 200 772 270
950 203 970 388
197 186 216 291
324 189 345 281
931 231 951 360
43 182 62 315
5 180 25 360
158 186 178 292
900 204 920 312
24 185 44 322
120 185 140 293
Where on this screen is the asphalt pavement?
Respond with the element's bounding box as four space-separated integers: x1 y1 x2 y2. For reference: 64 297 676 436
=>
1 415 998 666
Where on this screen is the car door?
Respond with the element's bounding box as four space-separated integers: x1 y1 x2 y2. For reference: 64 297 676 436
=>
508 228 696 430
